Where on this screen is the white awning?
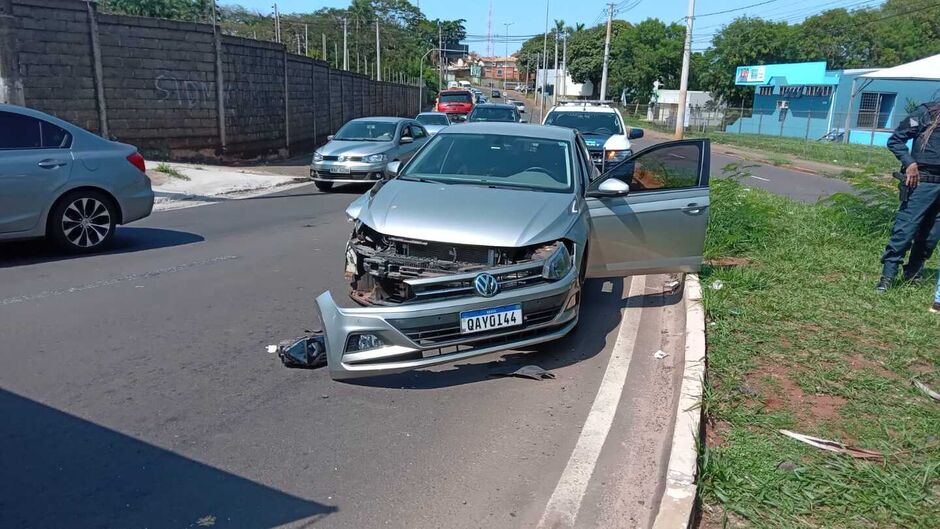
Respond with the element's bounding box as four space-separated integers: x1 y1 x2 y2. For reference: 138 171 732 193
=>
860 54 940 81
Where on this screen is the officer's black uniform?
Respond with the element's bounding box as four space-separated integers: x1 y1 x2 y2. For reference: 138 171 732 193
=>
881 101 940 283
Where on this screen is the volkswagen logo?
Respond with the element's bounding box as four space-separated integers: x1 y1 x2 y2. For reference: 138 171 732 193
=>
473 273 499 297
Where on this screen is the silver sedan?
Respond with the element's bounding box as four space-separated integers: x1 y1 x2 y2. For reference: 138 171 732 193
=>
310 117 430 192
414 112 450 135
0 104 154 253
314 122 712 379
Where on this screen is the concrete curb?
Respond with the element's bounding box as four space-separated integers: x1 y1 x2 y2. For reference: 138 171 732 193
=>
652 274 706 529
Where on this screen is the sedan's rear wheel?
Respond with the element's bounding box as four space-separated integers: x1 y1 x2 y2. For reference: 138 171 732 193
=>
315 181 334 192
49 190 117 253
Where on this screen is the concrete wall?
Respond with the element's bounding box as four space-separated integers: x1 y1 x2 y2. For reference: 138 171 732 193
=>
3 0 420 159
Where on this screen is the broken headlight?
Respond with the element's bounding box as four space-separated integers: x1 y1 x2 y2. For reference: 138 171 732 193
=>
346 333 385 352
542 243 572 280
313 151 324 162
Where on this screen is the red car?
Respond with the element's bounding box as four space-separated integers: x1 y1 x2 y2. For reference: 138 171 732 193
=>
435 89 474 122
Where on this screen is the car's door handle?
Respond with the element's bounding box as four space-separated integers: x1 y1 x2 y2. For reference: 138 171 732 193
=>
37 159 68 169
681 203 706 215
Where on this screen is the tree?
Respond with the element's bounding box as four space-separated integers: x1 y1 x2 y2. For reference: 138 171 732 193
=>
609 18 685 103
567 21 628 97
100 0 211 20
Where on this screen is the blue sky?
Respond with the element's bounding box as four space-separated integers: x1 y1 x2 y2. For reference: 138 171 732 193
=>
225 0 884 54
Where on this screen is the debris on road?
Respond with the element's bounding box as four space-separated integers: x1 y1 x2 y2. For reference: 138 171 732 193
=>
779 429 884 460
490 365 556 381
266 344 278 354
664 278 681 293
653 350 669 359
710 280 724 291
912 379 940 402
276 334 328 369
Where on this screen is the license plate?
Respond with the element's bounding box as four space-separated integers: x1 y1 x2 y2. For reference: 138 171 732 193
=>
330 166 351 174
459 304 522 334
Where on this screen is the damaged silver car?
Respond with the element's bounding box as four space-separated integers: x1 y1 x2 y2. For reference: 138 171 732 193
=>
315 122 711 380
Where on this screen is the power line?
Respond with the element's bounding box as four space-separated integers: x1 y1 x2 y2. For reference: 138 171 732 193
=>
695 0 784 18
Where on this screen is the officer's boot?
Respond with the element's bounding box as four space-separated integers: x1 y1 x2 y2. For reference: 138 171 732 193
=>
875 276 893 293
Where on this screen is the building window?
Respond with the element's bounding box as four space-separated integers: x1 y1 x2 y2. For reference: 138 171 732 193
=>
497 69 503 77
856 92 896 129
758 86 774 96
802 85 832 97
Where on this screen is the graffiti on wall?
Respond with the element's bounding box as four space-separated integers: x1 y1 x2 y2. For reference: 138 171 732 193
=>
155 74 211 108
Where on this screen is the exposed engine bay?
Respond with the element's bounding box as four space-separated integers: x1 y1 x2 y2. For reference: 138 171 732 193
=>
345 221 561 305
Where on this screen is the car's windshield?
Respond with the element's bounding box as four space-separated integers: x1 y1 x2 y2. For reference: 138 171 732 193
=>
333 120 397 141
469 107 517 122
545 111 622 135
400 133 573 193
416 114 449 126
439 92 472 103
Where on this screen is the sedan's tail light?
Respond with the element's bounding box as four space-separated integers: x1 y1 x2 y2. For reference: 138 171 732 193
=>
126 152 146 173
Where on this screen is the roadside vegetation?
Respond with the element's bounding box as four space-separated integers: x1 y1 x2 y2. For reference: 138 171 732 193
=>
155 162 189 180
698 167 940 528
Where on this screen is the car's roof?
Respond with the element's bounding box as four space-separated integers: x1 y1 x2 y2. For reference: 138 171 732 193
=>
440 122 575 141
440 89 472 94
472 103 517 109
417 111 448 116
548 104 618 114
349 116 411 123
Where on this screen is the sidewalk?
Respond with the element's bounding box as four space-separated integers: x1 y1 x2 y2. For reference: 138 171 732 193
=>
147 161 309 211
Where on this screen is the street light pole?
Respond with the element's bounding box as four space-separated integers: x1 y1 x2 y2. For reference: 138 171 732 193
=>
343 18 348 70
503 22 513 91
375 20 381 81
674 0 695 139
539 0 549 118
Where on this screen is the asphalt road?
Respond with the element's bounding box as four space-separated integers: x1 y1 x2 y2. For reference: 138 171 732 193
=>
1 182 688 529
0 127 851 529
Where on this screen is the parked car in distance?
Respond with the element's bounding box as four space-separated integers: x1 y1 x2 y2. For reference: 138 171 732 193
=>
0 104 154 253
414 112 451 135
435 89 475 122
467 103 522 123
507 99 526 114
491 89 501 98
314 122 711 379
310 117 429 192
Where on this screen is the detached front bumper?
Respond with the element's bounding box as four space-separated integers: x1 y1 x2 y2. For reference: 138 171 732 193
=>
311 160 386 184
315 268 580 380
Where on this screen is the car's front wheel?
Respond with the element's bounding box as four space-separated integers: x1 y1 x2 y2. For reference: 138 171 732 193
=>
48 190 117 253
315 181 334 192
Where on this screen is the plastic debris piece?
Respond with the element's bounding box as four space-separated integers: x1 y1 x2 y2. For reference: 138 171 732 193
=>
266 345 278 354
277 333 328 369
912 379 940 402
779 430 884 460
653 350 668 359
664 279 681 293
490 365 555 381
710 280 724 290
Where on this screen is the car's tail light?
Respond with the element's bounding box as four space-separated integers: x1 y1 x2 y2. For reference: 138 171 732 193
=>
126 152 146 173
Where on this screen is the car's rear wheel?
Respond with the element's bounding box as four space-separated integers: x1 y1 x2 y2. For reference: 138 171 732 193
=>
48 190 117 253
315 181 334 192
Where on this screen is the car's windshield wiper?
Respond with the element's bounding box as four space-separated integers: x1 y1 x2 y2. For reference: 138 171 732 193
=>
478 181 536 191
397 176 450 184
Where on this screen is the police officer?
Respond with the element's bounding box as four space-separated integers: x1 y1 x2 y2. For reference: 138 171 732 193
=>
878 98 940 292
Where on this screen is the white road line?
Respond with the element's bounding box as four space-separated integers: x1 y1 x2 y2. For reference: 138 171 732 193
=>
537 275 647 529
749 175 771 182
0 256 239 306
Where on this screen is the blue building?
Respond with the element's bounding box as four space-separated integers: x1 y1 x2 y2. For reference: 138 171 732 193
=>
727 56 940 146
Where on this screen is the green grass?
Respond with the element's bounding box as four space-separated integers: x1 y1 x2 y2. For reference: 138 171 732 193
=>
698 166 940 528
155 162 190 180
765 155 792 167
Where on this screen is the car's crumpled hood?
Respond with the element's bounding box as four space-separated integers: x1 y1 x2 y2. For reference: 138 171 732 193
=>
318 141 392 157
346 179 579 247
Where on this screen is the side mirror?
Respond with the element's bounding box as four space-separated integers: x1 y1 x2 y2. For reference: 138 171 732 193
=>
400 136 414 144
628 128 644 140
327 134 334 141
385 160 402 176
588 178 630 198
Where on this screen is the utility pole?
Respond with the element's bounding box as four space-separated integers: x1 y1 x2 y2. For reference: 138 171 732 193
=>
375 20 382 81
503 22 514 91
322 33 326 61
356 18 360 73
562 32 567 100
304 24 309 56
599 2 613 100
342 18 348 70
438 22 443 91
334 42 338 68
296 34 301 54
272 3 281 43
539 0 549 118
674 0 695 139
552 28 559 105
